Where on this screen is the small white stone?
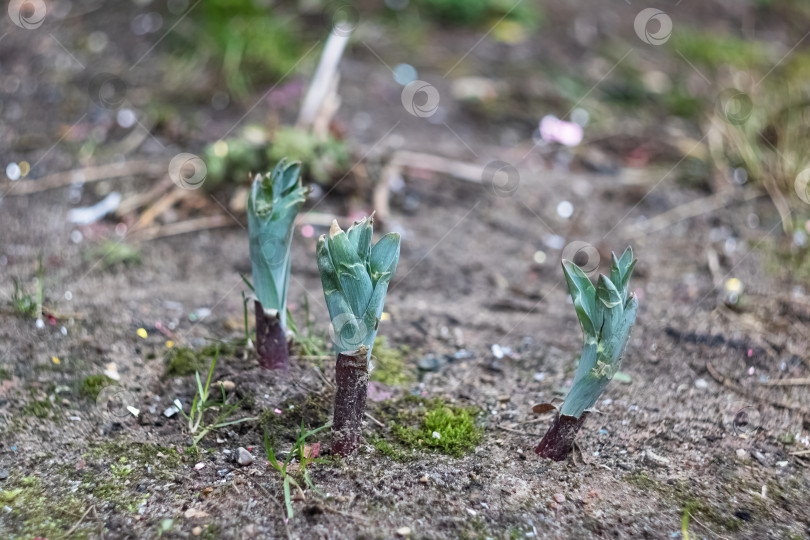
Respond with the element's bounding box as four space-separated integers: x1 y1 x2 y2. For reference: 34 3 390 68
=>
432 431 441 440
694 378 708 389
236 447 254 466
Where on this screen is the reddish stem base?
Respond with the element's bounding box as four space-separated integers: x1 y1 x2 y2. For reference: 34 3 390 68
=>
331 349 369 457
535 412 589 461
255 301 289 370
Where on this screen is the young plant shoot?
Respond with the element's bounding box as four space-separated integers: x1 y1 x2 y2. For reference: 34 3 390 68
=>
316 215 401 456
535 247 639 460
248 158 310 370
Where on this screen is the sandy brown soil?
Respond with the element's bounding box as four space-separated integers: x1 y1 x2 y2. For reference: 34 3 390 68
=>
2 2 810 539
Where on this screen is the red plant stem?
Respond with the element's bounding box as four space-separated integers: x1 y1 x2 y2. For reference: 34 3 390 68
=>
332 347 369 457
254 301 289 370
535 412 589 461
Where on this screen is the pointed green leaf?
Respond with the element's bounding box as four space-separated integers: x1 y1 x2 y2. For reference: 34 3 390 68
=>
369 233 401 286
562 260 598 336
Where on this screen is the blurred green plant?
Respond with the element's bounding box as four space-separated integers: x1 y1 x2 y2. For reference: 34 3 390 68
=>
9 256 43 319
86 240 142 269
202 126 268 191
413 0 541 28
708 54 810 231
187 0 304 98
268 126 350 185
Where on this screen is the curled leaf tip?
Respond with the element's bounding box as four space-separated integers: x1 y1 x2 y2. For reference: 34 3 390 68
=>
329 220 343 239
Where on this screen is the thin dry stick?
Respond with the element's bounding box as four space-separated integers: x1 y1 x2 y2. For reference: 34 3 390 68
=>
4 160 167 195
705 361 809 415
688 510 733 540
131 215 233 241
390 150 485 183
626 188 765 237
116 174 173 216
364 411 385 428
65 505 95 536
760 378 810 386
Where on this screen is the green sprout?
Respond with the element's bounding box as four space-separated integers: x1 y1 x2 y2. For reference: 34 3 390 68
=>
316 215 401 456
535 247 639 460
264 421 330 520
247 158 310 369
316 216 401 358
174 347 256 445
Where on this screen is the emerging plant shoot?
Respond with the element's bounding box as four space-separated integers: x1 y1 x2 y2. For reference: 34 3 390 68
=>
247 158 310 370
535 247 639 460
316 215 401 456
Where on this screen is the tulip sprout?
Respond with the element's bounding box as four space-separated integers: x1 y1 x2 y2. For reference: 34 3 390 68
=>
247 159 310 370
316 215 401 456
536 247 639 460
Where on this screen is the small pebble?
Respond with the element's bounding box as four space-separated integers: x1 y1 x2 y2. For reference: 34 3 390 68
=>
694 378 708 389
644 449 670 467
554 493 566 503
432 431 441 439
419 475 429 483
217 380 236 392
0 469 9 480
194 462 205 470
236 447 254 466
736 448 749 460
192 526 202 536
396 526 411 537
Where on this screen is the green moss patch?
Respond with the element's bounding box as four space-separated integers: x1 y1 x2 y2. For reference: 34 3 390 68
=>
1 476 92 539
372 397 483 458
78 374 115 400
370 336 415 387
163 342 236 378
